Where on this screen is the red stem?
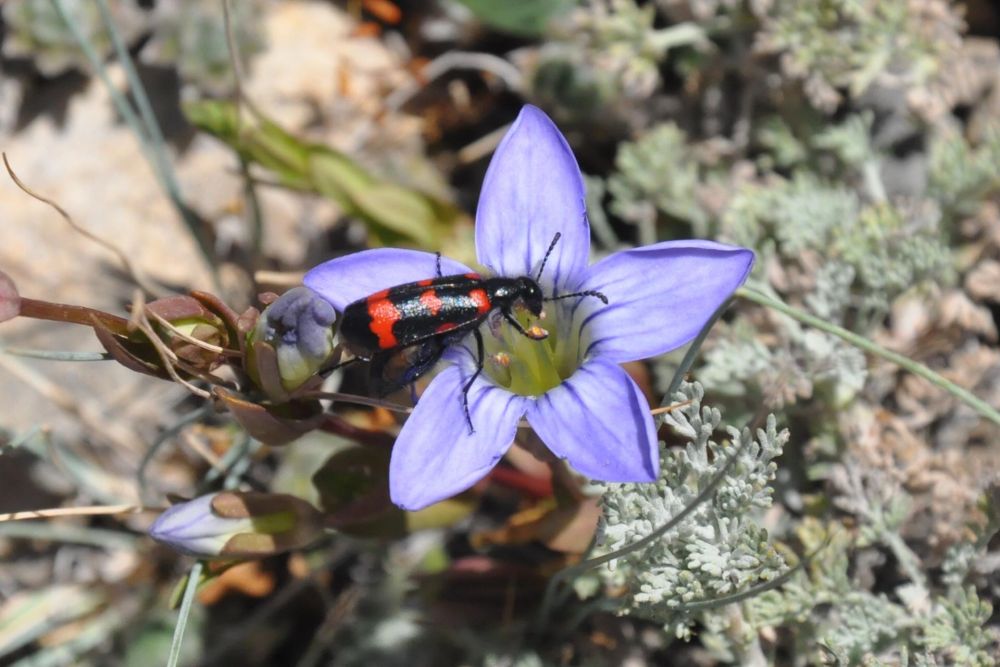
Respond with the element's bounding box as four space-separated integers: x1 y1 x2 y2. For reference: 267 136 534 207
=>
17 297 131 336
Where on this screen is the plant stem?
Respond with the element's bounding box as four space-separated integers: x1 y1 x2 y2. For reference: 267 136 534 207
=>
0 346 111 362
536 432 751 628
736 287 1000 428
0 521 137 550
663 297 730 407
167 561 204 667
18 297 131 335
52 0 216 277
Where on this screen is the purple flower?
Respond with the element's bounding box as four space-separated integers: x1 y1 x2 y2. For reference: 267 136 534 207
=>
305 106 753 511
149 492 324 558
249 286 337 391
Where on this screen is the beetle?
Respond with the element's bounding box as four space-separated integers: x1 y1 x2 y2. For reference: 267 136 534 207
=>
334 234 608 432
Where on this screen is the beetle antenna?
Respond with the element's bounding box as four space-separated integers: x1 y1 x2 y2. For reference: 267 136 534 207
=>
535 233 561 282
545 289 608 305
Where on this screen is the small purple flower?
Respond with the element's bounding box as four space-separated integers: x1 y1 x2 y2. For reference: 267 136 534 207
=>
249 286 337 391
305 106 753 511
149 492 324 558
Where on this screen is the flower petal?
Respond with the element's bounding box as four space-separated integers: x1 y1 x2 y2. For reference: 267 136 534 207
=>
304 249 473 311
527 360 658 482
390 366 527 510
575 241 754 363
476 105 590 291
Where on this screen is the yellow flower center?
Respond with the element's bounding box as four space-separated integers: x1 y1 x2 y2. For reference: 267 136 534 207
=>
481 303 582 396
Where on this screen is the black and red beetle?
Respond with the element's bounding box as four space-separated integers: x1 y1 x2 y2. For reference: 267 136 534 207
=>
334 234 608 431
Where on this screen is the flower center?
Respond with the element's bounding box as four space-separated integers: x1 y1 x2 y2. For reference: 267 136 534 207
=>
480 302 582 396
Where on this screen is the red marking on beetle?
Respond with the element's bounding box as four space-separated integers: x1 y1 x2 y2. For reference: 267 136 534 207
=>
367 288 390 303
436 322 458 334
367 298 401 348
469 288 490 315
419 289 443 316
465 272 481 280
417 279 433 287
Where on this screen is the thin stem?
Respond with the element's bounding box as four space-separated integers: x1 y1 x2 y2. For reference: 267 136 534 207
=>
3 153 162 297
0 346 111 362
50 0 146 150
16 296 130 335
3 426 43 453
139 406 214 504
95 0 211 264
53 0 216 275
199 431 255 492
167 561 204 667
0 504 149 522
384 51 523 113
0 521 138 550
94 0 166 154
304 391 414 413
736 286 1000 427
663 297 731 407
536 431 751 627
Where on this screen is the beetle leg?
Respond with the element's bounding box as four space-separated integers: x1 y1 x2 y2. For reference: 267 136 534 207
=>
371 339 447 397
318 353 363 378
460 328 485 434
502 309 548 340
435 251 442 278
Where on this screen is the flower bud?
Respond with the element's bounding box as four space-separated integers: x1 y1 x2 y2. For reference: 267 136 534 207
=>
247 287 336 394
94 294 232 379
149 492 325 559
146 295 230 367
0 270 20 323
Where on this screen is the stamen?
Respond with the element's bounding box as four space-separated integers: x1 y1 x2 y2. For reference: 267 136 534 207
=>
526 325 549 340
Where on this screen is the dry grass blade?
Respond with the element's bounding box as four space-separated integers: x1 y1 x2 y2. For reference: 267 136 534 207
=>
0 504 153 522
2 153 167 298
127 290 212 399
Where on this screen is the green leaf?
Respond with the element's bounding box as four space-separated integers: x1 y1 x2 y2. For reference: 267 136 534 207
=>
185 100 468 247
452 0 576 37
125 613 203 667
313 441 475 538
0 585 103 657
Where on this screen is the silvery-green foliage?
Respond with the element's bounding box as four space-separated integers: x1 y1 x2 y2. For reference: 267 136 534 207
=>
722 175 953 318
607 123 710 232
742 519 997 665
142 0 268 94
819 591 913 662
755 0 963 112
531 0 706 118
482 652 545 667
928 126 1000 219
755 112 875 172
2 0 265 94
942 483 1000 593
721 174 858 254
327 546 432 667
835 202 954 317
596 382 788 637
1 0 146 76
698 311 867 412
653 0 741 23
811 112 878 168
804 262 855 323
920 586 996 666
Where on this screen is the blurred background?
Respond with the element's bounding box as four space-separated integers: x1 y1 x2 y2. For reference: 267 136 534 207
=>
1 0 999 665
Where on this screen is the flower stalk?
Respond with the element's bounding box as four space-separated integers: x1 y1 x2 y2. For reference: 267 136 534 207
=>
736 286 1000 428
